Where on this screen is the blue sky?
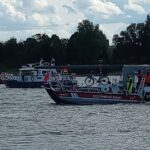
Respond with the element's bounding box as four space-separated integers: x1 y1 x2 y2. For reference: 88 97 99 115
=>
0 0 150 44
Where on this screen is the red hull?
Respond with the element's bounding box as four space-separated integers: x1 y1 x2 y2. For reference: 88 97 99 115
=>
46 87 144 105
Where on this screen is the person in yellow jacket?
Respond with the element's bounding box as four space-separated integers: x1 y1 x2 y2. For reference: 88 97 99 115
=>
126 74 133 94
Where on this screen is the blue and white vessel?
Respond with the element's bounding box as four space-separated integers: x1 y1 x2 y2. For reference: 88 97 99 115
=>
5 59 58 88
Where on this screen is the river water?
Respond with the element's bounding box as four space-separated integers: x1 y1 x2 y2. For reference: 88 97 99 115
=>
1 84 150 150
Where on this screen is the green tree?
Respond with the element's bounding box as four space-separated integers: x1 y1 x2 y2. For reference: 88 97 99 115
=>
142 15 150 62
112 21 146 63
3 37 20 67
0 42 4 64
67 19 109 64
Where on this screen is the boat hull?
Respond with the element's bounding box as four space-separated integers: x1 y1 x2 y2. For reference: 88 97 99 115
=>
0 79 4 84
5 80 44 88
45 88 143 105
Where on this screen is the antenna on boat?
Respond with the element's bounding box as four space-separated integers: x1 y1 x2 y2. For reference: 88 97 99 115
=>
98 59 103 74
39 58 44 66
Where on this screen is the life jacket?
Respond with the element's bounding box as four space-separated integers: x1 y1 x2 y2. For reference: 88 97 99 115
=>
146 75 150 83
127 77 133 94
62 68 68 75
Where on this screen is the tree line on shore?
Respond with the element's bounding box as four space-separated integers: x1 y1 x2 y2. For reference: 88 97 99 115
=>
0 15 150 71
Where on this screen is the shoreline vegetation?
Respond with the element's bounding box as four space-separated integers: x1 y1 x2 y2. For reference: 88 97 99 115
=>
1 15 150 73
1 64 122 76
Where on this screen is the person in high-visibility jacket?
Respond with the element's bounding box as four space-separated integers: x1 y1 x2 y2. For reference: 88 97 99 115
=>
126 74 133 94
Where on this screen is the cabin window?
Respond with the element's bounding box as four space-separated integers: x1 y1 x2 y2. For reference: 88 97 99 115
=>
42 71 47 75
89 89 98 92
78 88 89 92
38 70 41 75
23 72 31 75
37 77 41 79
32 71 37 75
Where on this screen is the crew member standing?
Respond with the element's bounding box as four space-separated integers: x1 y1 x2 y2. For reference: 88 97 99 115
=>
126 74 133 94
136 70 142 90
51 57 55 66
145 71 150 86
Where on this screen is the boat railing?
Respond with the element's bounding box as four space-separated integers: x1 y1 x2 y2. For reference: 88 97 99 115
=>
48 79 78 91
77 87 100 92
21 61 50 69
1 73 16 81
48 81 65 91
9 75 21 81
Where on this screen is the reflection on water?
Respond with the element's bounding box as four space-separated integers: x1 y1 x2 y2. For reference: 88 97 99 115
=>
0 84 150 150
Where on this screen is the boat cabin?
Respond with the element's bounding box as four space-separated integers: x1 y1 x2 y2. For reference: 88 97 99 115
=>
8 59 58 83
18 63 57 82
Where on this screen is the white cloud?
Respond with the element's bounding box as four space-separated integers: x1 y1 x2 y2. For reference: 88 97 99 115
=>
0 0 26 21
0 0 83 41
31 0 56 13
0 29 53 42
124 0 146 15
0 0 149 43
88 0 123 16
99 22 129 44
63 5 76 13
31 13 49 26
74 0 123 19
125 15 132 18
0 27 71 43
33 0 49 9
134 0 150 4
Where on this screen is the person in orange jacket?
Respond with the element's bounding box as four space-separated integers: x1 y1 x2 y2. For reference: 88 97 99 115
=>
145 71 150 86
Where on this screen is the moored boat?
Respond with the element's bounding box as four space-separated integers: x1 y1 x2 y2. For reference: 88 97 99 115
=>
4 59 58 88
0 72 10 84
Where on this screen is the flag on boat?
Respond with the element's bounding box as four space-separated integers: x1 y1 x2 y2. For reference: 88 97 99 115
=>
62 67 68 74
44 72 50 81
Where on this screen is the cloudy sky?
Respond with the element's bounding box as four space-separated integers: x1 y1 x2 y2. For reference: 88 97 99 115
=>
0 0 150 44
